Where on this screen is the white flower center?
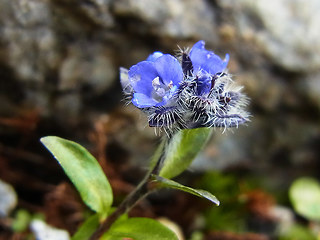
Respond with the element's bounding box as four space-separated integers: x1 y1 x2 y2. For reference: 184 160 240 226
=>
152 77 173 102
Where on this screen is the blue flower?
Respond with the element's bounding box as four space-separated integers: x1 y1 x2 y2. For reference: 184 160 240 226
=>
120 40 249 132
128 54 183 108
189 40 229 75
146 51 163 62
195 73 213 95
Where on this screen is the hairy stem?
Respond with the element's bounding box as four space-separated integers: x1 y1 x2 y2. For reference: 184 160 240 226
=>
89 137 169 240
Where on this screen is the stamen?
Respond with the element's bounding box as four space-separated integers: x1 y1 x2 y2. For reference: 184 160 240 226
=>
152 76 161 88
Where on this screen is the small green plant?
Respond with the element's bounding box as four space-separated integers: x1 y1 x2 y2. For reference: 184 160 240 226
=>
41 40 249 239
41 131 217 239
289 177 320 221
287 177 320 240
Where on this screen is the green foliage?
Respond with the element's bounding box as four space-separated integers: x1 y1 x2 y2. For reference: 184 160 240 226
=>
198 171 240 201
196 171 247 232
149 137 166 169
152 175 220 205
41 136 113 219
289 177 320 221
72 210 128 240
11 209 32 232
204 206 246 232
72 214 100 240
11 210 44 233
189 231 204 240
279 224 317 240
101 218 178 240
159 128 212 179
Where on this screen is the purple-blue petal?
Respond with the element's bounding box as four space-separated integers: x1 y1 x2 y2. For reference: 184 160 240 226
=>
190 40 229 75
132 93 158 108
191 40 206 51
146 51 164 62
154 54 183 86
128 61 158 96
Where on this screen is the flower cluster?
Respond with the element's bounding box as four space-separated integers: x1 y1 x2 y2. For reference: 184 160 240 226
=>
120 41 249 133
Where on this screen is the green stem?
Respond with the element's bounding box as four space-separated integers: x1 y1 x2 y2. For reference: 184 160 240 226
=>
89 137 169 240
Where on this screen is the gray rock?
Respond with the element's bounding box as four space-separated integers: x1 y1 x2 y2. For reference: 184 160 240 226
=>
269 206 294 234
0 0 60 83
113 0 218 41
77 0 114 28
305 71 320 109
0 0 117 119
218 0 320 72
0 179 17 217
30 219 70 240
59 44 116 94
191 126 251 171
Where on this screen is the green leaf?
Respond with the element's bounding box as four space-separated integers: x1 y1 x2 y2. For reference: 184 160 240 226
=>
12 209 32 232
41 136 113 219
152 175 220 206
159 128 212 179
72 214 100 240
289 177 320 221
101 218 178 240
149 137 167 170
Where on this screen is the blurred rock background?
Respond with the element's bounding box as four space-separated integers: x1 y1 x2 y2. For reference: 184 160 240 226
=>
1 0 320 239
